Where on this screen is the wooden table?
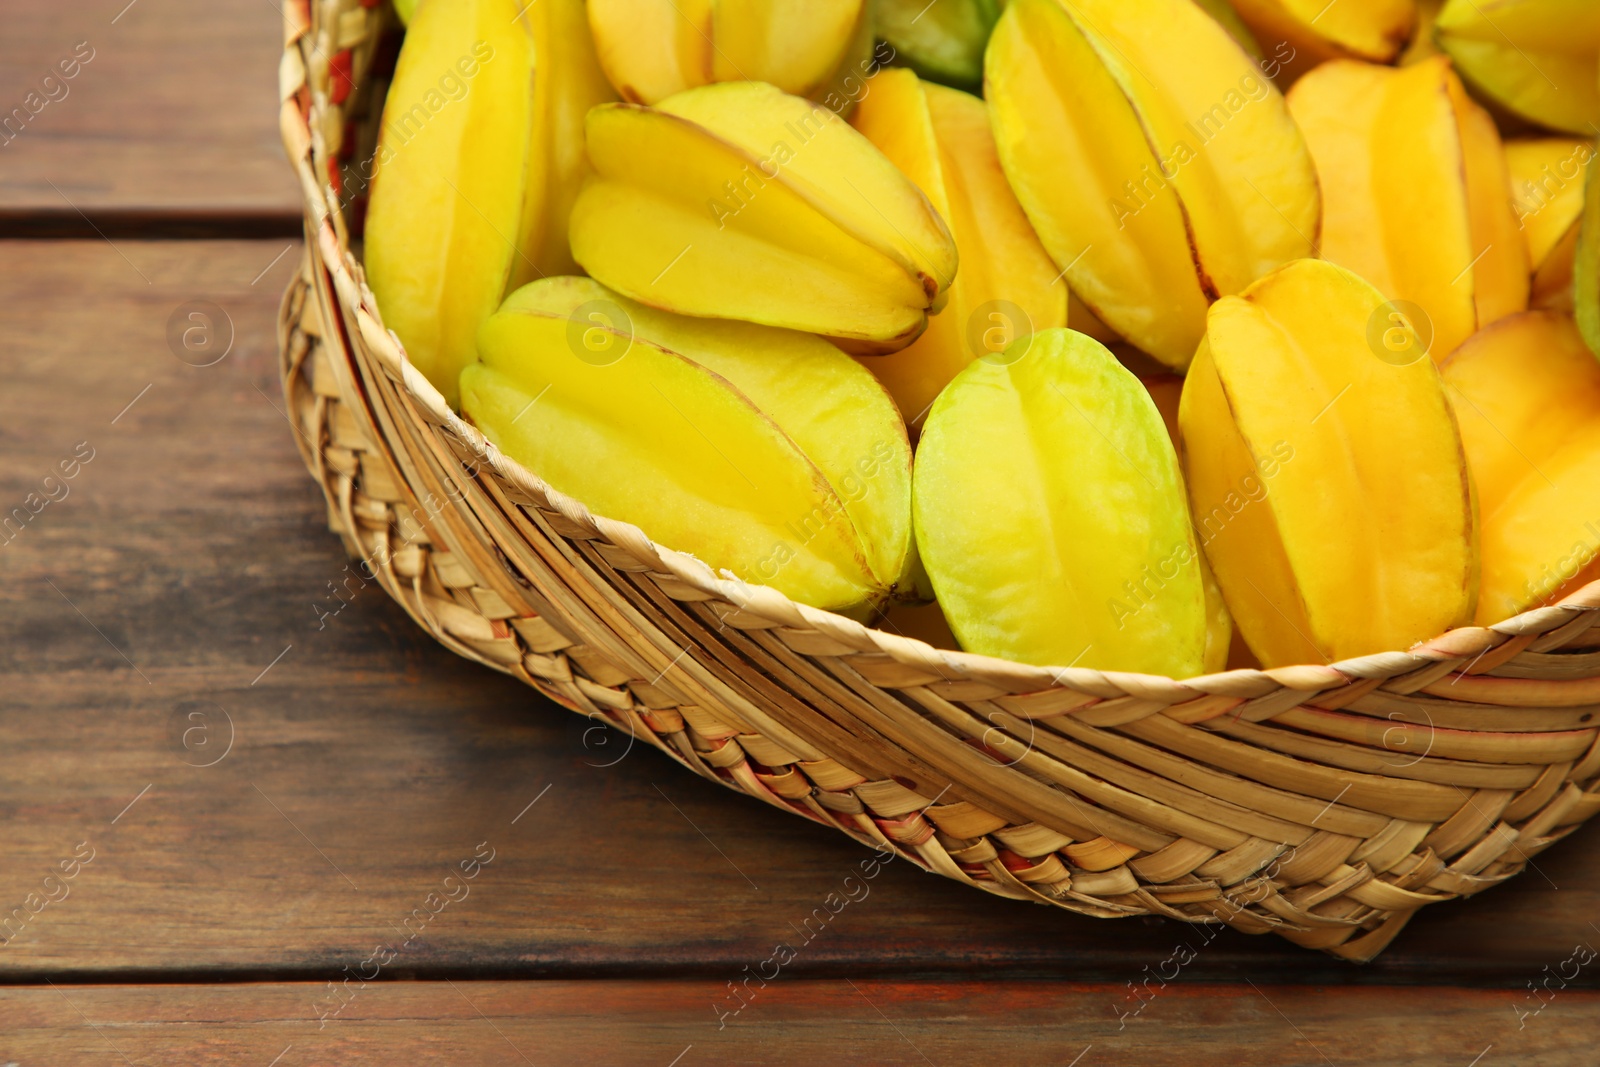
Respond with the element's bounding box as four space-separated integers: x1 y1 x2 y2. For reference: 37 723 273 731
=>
5 2 1600 1062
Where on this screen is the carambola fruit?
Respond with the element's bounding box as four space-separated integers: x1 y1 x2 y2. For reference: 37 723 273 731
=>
873 0 1002 91
913 328 1209 677
365 0 614 408
510 0 621 289
985 0 1320 369
366 0 533 408
1574 148 1600 357
1440 311 1600 622
1226 0 1416 70
586 0 871 107
461 277 914 614
1435 0 1600 136
1179 258 1477 667
849 68 1066 426
1287 55 1527 362
569 81 959 354
1507 137 1593 311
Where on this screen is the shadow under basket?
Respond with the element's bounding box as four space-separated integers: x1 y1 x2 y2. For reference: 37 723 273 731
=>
277 0 1600 961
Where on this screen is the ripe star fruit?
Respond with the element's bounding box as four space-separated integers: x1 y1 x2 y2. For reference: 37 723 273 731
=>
984 0 1320 370
1179 259 1477 668
1574 148 1600 358
848 68 1068 427
1287 56 1528 362
1440 311 1600 623
460 278 914 615
509 0 621 289
913 328 1209 677
365 0 615 408
1435 0 1600 136
1506 138 1594 311
569 81 959 355
586 0 871 108
1225 0 1416 70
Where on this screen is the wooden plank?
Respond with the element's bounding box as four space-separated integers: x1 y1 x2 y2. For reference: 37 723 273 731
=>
7 980 1600 1064
0 0 299 220
2 240 1599 986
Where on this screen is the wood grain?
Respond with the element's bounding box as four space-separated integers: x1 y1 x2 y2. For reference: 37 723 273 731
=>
2 0 1596 1054
0 0 299 221
6 980 1600 1065
2 240 1599 988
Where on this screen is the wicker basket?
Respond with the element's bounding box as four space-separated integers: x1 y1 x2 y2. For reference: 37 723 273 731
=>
277 0 1600 961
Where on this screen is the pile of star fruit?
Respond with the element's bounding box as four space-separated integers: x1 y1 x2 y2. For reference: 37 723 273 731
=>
361 0 1600 678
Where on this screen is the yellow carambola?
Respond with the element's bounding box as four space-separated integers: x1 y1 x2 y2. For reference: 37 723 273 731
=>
913 328 1209 677
365 0 613 408
1180 259 1477 668
1441 311 1600 623
365 0 531 409
587 0 870 107
569 81 959 354
1506 138 1594 311
1574 147 1600 358
1436 0 1600 136
511 0 620 288
461 278 913 614
849 68 1067 426
985 0 1319 370
1288 56 1528 363
1226 0 1416 68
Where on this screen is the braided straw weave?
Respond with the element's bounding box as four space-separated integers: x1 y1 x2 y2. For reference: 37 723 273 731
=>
278 0 1600 960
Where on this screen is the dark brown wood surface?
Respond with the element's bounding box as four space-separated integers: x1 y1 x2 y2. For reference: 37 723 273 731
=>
7 980 1600 1065
5 1 1600 1060
0 0 298 225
